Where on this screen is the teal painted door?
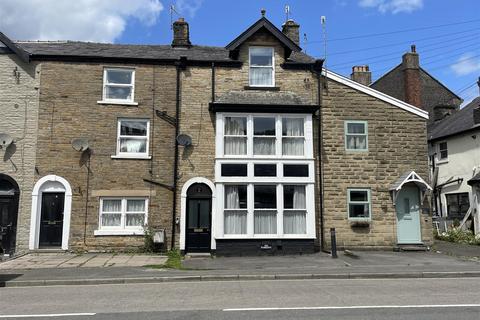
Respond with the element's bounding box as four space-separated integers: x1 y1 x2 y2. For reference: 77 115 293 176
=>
396 184 422 244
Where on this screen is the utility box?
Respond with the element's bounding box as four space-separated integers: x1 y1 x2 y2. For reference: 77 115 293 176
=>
153 229 165 244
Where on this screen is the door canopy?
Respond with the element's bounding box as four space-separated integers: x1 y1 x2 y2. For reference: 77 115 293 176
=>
389 171 432 204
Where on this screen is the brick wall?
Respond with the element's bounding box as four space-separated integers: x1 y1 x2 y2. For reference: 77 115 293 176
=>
35 62 177 251
321 78 432 249
0 54 40 253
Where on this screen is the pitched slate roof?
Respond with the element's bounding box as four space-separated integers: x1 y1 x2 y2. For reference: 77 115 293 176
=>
428 97 480 141
15 40 234 63
371 64 461 101
468 171 480 186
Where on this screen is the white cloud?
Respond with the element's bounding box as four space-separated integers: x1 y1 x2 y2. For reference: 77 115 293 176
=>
0 0 163 42
451 53 480 76
359 0 423 14
174 0 203 18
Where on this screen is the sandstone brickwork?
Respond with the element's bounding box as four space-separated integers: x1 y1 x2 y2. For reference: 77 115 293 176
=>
0 53 40 253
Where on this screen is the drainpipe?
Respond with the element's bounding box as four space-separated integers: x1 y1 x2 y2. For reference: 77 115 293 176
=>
313 59 325 252
171 57 187 249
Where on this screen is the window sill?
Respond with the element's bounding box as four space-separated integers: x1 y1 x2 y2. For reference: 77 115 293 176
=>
436 159 448 164
244 86 280 91
111 155 152 160
94 229 144 236
97 100 139 106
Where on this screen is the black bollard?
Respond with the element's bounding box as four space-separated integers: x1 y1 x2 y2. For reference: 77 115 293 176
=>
330 228 337 258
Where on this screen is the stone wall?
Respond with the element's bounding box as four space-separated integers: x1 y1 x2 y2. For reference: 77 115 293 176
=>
0 53 40 253
35 62 177 251
321 78 432 249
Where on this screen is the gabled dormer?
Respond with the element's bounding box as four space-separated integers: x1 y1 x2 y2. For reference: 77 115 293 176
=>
225 12 301 60
225 11 304 88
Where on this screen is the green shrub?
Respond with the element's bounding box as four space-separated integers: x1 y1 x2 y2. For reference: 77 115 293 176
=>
436 228 480 245
143 226 156 253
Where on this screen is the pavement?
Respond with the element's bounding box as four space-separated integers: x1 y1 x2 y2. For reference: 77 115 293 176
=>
0 242 479 287
0 252 167 269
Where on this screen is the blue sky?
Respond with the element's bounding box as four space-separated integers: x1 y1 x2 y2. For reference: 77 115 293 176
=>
122 0 480 105
1 0 479 105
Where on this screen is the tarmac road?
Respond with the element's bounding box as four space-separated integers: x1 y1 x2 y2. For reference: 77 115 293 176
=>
1 277 480 319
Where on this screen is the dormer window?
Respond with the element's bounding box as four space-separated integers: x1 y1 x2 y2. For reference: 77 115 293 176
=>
249 47 274 87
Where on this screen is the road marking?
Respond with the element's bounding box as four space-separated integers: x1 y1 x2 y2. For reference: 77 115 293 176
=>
0 313 96 318
223 304 480 312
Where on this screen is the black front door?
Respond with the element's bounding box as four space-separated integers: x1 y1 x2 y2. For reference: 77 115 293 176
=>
39 193 65 248
0 196 18 255
186 198 211 252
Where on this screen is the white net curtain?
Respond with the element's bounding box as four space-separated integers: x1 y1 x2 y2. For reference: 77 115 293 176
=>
224 185 247 234
284 185 307 234
224 117 247 155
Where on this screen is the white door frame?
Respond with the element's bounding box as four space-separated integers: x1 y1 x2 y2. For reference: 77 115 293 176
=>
29 175 73 250
179 177 216 251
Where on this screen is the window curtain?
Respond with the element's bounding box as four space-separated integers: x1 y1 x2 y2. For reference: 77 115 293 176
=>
283 118 304 156
120 138 146 153
254 211 277 234
284 186 306 234
126 214 145 226
225 117 247 155
224 186 247 234
250 68 273 86
127 200 145 212
253 137 275 155
292 186 306 209
346 135 366 150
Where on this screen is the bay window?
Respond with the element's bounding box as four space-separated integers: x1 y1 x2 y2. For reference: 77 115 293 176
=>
216 112 314 239
220 114 310 157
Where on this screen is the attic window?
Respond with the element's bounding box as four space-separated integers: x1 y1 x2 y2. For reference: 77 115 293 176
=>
249 47 274 87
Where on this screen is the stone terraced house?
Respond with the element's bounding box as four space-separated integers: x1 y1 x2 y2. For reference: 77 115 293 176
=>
0 13 432 256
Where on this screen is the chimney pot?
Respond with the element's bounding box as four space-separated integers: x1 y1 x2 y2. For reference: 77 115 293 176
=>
411 44 416 53
282 19 300 46
351 65 372 86
172 17 191 47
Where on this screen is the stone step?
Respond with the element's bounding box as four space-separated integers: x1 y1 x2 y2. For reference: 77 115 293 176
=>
394 245 430 252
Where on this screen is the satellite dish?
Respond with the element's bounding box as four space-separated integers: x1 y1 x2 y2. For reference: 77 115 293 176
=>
0 133 13 148
176 134 192 146
71 138 89 152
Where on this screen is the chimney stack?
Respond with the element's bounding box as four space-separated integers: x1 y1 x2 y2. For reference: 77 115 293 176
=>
402 45 422 108
172 18 191 47
282 19 300 46
350 65 372 86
